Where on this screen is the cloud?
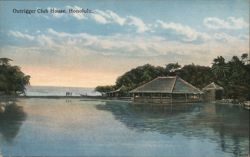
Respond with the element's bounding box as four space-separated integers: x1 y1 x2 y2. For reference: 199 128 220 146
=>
43 7 126 25
4 28 249 87
7 28 249 59
107 10 126 25
8 31 35 40
38 7 149 33
212 32 240 42
35 6 249 38
91 10 109 24
203 17 249 29
91 10 126 25
90 11 149 33
36 34 55 47
157 20 210 41
36 28 155 55
127 16 150 33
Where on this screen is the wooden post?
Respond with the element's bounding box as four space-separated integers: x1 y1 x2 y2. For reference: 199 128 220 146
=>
160 93 162 104
141 93 144 103
150 93 152 103
185 93 187 102
171 94 173 112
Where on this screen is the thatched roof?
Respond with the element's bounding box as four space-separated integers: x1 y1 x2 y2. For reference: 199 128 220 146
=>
202 82 223 91
130 76 202 94
106 86 125 94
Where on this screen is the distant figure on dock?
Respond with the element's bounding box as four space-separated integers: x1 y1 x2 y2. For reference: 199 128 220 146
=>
66 92 72 96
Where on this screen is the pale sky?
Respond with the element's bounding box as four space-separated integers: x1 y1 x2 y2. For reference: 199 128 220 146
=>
0 0 249 87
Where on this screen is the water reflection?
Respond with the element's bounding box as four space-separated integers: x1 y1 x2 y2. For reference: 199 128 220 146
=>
96 102 203 135
96 101 249 157
0 101 26 143
198 104 250 156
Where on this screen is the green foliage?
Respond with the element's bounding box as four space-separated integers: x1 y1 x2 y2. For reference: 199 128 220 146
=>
0 58 30 95
115 64 166 91
211 54 250 100
96 53 250 101
0 58 13 66
95 85 116 94
177 64 214 89
165 62 181 74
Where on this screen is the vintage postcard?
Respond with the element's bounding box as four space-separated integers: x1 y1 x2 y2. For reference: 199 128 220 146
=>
0 0 249 157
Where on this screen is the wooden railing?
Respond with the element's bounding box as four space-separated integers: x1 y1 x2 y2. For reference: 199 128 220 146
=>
133 97 201 104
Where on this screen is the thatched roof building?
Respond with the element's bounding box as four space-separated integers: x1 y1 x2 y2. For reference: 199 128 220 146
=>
130 76 202 104
202 82 224 101
130 76 202 94
105 86 126 97
202 82 223 91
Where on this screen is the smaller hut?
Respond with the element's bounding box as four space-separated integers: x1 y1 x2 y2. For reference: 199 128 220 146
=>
105 86 126 97
202 82 224 101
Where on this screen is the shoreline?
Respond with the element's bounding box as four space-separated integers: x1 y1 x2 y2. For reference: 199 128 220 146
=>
0 95 133 102
19 96 86 99
0 96 249 109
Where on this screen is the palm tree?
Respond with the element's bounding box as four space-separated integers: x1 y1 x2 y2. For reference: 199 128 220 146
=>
240 53 248 64
211 56 230 79
0 58 13 66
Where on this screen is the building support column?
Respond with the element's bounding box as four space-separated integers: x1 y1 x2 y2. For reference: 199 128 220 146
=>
171 94 173 111
160 93 162 104
150 93 152 103
141 93 144 103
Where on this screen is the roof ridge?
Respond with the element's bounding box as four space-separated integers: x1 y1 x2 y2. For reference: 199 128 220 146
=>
211 82 216 87
203 82 223 90
129 75 202 94
170 76 177 93
177 77 202 93
130 77 159 93
157 76 176 78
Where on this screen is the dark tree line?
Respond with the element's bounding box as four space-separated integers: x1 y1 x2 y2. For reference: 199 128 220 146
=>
210 54 250 101
95 53 250 101
0 58 30 95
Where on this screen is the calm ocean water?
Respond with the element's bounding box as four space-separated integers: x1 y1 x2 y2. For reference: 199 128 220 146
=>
0 98 249 157
25 86 101 96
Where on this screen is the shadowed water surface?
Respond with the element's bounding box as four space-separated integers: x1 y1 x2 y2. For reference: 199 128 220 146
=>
0 98 249 157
